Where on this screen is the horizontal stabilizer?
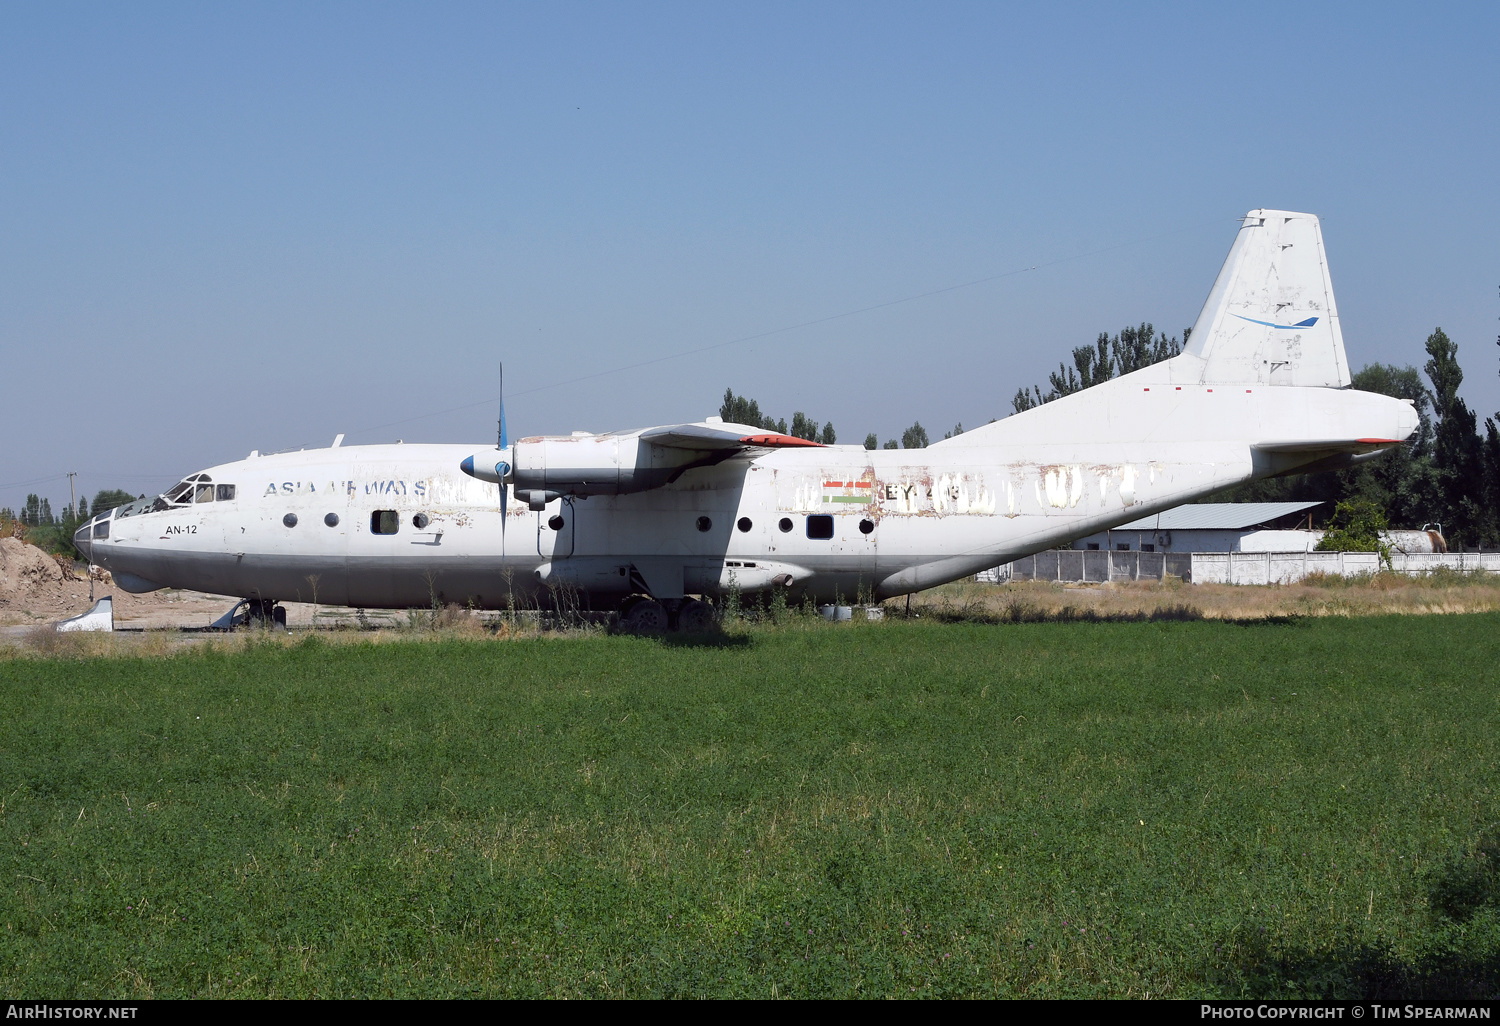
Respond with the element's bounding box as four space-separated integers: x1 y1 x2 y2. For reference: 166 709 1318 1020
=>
1253 438 1403 455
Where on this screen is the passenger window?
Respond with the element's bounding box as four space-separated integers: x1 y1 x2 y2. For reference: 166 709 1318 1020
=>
216 484 236 501
371 510 399 535
195 484 214 503
806 514 834 540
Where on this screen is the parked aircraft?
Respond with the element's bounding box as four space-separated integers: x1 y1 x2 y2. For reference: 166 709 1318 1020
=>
75 210 1417 631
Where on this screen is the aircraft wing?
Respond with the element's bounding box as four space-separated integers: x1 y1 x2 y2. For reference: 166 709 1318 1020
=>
639 422 825 452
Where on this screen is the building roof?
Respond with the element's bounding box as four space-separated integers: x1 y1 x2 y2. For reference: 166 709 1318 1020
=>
1113 501 1322 532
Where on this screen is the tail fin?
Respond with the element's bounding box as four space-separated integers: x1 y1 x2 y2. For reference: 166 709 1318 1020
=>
1181 210 1351 387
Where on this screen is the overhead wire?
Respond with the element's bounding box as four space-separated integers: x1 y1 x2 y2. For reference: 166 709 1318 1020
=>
335 216 1229 442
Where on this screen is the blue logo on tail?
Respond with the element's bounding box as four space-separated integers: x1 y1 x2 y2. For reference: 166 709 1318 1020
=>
1234 314 1319 330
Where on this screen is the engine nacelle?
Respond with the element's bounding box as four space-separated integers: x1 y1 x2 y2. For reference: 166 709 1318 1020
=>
512 433 705 498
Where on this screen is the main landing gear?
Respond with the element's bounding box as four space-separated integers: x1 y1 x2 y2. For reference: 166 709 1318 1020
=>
211 598 287 630
617 596 716 634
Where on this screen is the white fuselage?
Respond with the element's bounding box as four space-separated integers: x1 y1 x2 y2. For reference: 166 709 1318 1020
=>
79 362 1417 610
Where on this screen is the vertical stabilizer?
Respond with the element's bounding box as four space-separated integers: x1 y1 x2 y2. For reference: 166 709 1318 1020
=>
1182 210 1351 387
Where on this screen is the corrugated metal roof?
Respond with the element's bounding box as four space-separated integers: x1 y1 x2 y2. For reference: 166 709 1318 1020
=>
1112 501 1322 532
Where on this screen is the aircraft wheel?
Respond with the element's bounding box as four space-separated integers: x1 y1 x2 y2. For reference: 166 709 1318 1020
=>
620 598 668 634
676 599 715 633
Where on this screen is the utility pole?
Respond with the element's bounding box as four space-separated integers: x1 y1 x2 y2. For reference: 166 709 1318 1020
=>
67 472 77 523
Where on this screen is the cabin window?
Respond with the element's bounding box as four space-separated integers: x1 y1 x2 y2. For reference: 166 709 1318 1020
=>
737 517 752 532
858 518 874 535
195 483 215 503
806 515 834 540
413 513 430 529
371 510 399 535
778 518 793 533
696 516 712 533
216 484 236 501
324 513 340 527
547 515 564 531
283 513 298 528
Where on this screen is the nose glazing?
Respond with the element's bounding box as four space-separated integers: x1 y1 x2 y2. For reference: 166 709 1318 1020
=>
73 522 92 561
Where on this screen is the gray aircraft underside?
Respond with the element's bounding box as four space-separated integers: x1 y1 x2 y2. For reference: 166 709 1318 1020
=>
75 210 1417 614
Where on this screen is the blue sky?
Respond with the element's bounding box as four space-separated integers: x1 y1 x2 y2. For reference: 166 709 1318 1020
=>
2 2 1496 511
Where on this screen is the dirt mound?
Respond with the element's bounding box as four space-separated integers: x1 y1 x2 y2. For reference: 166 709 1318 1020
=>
0 537 72 609
0 538 143 625
0 536 285 629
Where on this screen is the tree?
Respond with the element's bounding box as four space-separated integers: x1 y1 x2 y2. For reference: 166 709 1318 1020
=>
943 423 964 440
1482 418 1500 536
1327 364 1438 529
720 389 771 429
819 422 836 445
92 489 137 515
882 439 898 450
901 422 929 449
1315 499 1391 564
1012 323 1185 414
21 494 53 527
1425 328 1488 546
1011 385 1044 414
789 411 819 442
863 433 878 450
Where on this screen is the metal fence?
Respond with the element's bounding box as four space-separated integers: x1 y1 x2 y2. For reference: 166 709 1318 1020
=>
981 549 1500 585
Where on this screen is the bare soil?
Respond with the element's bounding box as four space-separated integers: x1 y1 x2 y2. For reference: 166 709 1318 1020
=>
0 536 335 630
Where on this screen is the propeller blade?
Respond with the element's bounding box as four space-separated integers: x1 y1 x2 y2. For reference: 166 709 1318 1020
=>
497 363 508 550
498 363 507 451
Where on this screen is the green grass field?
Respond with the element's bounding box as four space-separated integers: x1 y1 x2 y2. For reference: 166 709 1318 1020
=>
2 616 1498 998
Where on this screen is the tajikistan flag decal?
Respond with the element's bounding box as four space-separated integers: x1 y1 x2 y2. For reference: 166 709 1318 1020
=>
822 474 875 504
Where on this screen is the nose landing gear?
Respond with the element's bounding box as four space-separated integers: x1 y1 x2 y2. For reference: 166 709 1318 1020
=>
211 598 287 631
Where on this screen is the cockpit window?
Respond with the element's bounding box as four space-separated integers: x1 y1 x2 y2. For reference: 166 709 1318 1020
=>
194 484 215 503
216 484 236 501
165 481 195 504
